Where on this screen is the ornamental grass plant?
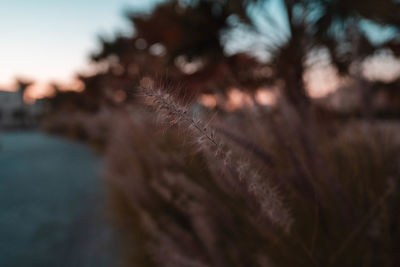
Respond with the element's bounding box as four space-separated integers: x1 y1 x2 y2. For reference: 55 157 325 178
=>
103 85 400 267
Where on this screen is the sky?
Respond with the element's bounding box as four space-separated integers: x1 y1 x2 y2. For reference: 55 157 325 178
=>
0 0 162 99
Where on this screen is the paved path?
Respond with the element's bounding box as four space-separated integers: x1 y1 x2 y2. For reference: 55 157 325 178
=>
0 132 119 267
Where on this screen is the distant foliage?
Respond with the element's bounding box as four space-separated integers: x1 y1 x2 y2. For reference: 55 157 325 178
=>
47 0 400 118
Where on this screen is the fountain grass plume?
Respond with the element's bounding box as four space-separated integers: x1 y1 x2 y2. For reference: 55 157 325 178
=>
139 84 294 232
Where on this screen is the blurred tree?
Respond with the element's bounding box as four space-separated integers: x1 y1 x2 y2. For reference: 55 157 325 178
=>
16 79 33 105
90 0 269 101
67 0 400 111
246 0 400 108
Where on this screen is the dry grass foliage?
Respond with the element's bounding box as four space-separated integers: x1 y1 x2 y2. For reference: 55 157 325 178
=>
74 85 399 267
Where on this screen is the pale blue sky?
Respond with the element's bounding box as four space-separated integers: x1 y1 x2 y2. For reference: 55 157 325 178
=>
0 0 162 97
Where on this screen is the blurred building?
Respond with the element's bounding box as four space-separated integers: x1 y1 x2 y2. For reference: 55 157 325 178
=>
0 83 45 129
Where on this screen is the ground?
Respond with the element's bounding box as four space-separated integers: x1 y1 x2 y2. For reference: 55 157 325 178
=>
0 131 119 267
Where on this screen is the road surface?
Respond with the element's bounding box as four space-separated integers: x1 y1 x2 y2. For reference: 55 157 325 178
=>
0 131 119 266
